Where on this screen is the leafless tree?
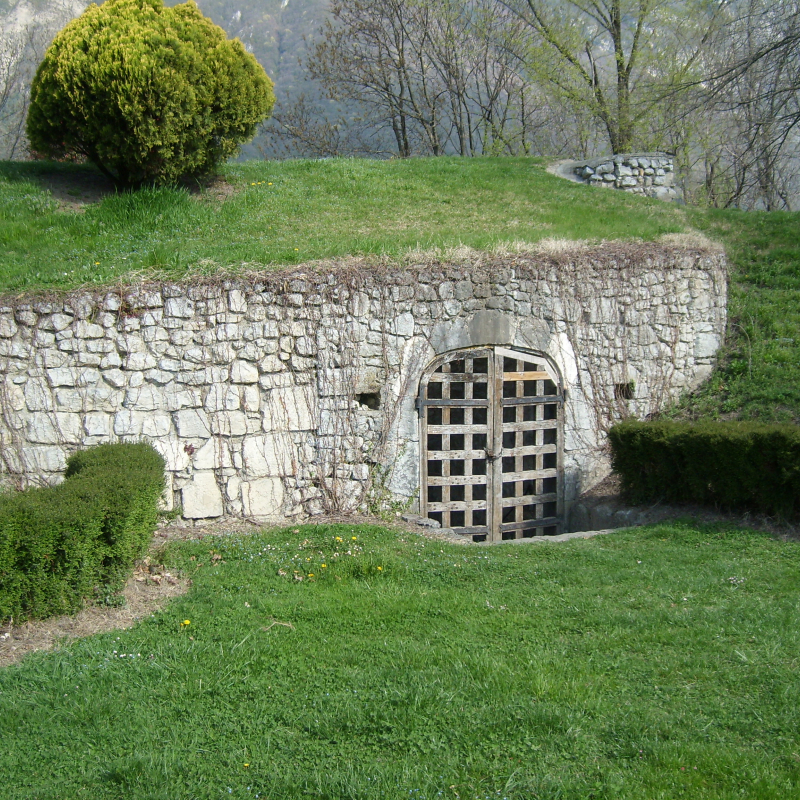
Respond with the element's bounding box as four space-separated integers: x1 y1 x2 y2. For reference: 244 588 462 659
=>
300 0 564 157
497 0 732 154
697 0 800 208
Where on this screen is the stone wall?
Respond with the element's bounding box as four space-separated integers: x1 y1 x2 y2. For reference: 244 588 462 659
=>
0 242 726 526
570 152 678 200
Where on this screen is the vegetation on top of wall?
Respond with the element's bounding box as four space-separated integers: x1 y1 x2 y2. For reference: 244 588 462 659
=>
0 442 165 624
0 157 687 290
26 0 275 188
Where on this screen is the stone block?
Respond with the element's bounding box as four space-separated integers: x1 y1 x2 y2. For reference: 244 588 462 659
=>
242 434 287 477
0 316 18 338
51 313 73 331
24 379 53 412
175 408 211 438
125 385 165 411
394 311 415 337
230 360 259 383
182 472 223 518
204 384 241 412
75 321 104 339
241 477 284 518
163 386 202 411
151 438 191 471
46 367 79 387
262 386 313 431
114 408 145 436
193 437 234 470
83 412 112 437
164 297 195 318
26 413 81 444
141 412 172 438
54 389 84 412
125 351 157 371
22 445 66 473
100 352 123 369
211 410 248 436
694 331 721 359
242 385 260 413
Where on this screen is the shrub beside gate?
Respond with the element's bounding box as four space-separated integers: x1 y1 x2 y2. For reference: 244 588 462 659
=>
609 419 800 518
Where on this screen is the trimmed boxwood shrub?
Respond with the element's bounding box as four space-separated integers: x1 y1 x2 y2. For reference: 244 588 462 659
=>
27 0 275 188
0 443 165 623
609 419 800 518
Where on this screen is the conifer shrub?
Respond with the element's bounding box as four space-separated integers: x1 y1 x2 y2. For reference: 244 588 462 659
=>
0 443 165 623
609 419 800 518
26 0 275 188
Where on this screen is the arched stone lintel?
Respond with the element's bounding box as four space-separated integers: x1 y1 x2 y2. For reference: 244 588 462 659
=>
429 310 564 386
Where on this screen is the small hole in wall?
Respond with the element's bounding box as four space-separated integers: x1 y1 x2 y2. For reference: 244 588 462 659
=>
614 382 635 400
357 392 380 410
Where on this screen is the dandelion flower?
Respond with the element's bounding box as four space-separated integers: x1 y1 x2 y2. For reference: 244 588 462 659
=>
352 536 357 541
181 620 190 627
308 573 314 577
321 564 327 568
244 763 250 768
377 566 382 571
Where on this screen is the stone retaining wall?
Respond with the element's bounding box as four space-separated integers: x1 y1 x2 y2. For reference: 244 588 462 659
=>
571 152 678 200
0 243 726 526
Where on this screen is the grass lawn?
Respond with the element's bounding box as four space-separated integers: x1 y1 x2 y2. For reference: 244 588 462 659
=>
0 157 686 291
685 209 800 422
1 522 798 799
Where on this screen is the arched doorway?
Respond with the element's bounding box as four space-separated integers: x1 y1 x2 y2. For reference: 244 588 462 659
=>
418 347 563 542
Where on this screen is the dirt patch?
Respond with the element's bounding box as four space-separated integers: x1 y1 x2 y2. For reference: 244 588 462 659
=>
27 168 239 212
187 173 238 203
0 557 190 669
33 168 117 211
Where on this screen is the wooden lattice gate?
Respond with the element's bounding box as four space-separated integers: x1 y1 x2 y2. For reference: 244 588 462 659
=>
419 347 563 542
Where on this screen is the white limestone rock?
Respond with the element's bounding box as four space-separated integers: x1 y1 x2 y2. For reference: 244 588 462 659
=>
242 434 287 477
241 477 284 518
174 408 211 438
182 472 224 518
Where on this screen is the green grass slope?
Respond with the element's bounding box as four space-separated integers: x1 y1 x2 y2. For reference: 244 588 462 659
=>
685 209 800 422
1 523 798 799
0 158 685 289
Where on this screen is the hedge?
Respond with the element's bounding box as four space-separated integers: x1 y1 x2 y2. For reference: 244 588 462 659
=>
0 443 165 623
608 420 800 518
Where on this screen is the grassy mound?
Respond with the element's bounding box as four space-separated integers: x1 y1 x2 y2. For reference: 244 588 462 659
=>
0 157 686 290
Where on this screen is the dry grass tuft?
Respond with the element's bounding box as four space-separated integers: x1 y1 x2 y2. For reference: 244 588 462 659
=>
659 231 724 252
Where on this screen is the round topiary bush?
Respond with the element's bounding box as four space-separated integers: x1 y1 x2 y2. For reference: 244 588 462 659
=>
26 0 275 188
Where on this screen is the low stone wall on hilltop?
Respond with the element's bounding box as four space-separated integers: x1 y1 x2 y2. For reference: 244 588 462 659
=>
569 153 678 200
0 243 726 529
